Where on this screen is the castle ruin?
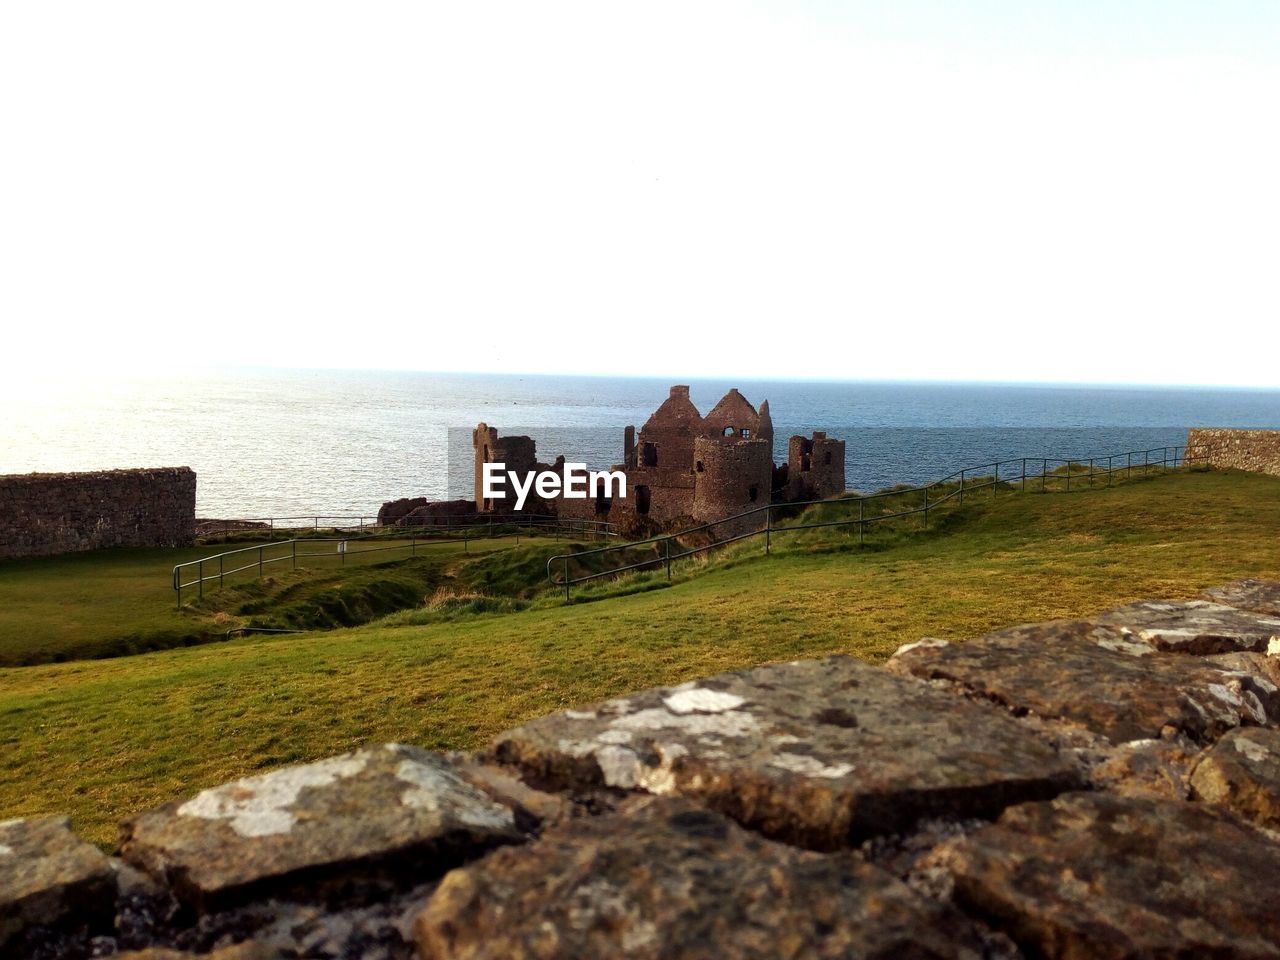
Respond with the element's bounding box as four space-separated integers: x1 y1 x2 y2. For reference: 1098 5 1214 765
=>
472 385 845 530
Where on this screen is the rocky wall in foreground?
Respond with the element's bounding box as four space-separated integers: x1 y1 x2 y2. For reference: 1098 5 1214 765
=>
6 582 1280 958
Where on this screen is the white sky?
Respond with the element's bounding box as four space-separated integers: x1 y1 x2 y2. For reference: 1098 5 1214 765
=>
2 2 1277 387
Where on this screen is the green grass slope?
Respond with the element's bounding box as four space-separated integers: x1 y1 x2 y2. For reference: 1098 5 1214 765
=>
0 535 539 665
1 469 1278 846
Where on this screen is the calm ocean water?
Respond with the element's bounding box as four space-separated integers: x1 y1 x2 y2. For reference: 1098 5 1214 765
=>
2 369 1277 517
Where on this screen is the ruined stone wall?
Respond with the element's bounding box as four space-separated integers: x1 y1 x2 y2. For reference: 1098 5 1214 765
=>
634 385 702 476
691 436 772 531
607 467 696 527
701 388 769 442
462 387 844 533
1186 428 1280 477
9 582 1280 959
473 425 540 512
0 467 195 560
786 432 847 501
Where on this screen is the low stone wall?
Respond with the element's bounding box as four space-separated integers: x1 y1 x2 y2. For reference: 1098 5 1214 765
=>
1186 428 1280 477
0 468 196 560
6 584 1280 958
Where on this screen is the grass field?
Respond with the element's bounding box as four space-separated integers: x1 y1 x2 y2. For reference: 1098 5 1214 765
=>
0 533 545 665
2 468 1278 847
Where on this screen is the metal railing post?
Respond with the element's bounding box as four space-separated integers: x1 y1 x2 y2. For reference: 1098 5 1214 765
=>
1021 458 1026 492
292 539 297 570
563 557 570 601
1042 458 1047 492
464 530 469 553
259 546 264 577
765 506 771 554
219 554 224 588
922 485 928 530
198 560 203 600
858 498 864 545
665 537 672 580
959 469 965 504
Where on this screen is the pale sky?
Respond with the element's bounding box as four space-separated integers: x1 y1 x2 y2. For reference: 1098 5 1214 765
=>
2 2 1277 387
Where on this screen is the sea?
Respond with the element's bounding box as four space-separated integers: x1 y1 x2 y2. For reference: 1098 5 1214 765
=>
2 369 1277 519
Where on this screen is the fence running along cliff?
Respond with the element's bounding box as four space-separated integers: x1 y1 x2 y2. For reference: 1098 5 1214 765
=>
546 445 1201 599
173 514 613 607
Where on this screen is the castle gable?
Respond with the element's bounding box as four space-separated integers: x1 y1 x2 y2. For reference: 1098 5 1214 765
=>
703 388 764 441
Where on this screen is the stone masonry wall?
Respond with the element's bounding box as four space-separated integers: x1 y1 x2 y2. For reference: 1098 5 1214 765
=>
1186 428 1280 477
0 468 196 560
8 582 1280 958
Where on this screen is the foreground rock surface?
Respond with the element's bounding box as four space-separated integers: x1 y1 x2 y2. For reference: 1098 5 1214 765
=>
0 816 115 951
938 791 1280 960
1189 726 1280 828
491 656 1079 849
416 795 986 960
120 745 520 910
15 582 1280 958
1203 579 1280 618
887 620 1276 743
1093 599 1280 654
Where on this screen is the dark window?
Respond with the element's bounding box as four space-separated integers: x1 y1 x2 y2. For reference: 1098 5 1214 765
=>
723 426 734 437
636 485 651 515
695 460 704 473
642 442 658 466
801 454 811 472
748 484 759 502
594 489 611 514
824 451 832 465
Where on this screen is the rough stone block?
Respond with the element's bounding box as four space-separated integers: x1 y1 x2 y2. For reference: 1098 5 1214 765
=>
1189 726 1280 829
117 946 283 960
489 656 1079 850
1093 599 1280 654
416 796 986 960
886 620 1274 743
0 815 116 950
1204 579 1280 619
935 792 1280 959
119 745 521 910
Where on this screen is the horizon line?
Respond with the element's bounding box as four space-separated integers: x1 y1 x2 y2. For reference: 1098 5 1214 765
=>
144 363 1280 393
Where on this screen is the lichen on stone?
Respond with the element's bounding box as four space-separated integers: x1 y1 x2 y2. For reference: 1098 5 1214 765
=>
177 753 369 837
662 687 746 714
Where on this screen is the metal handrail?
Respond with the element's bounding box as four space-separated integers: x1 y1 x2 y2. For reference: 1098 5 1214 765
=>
546 445 1201 598
174 514 615 607
194 512 614 540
